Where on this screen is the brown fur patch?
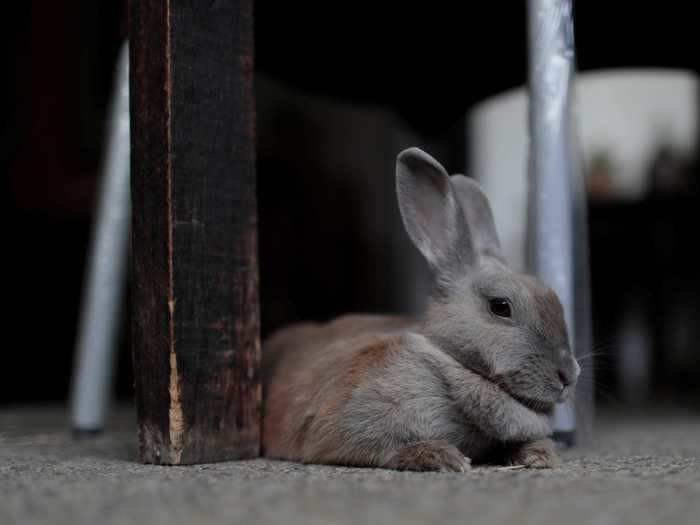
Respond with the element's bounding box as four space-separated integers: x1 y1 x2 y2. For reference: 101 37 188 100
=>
291 414 315 453
347 338 397 386
531 284 567 343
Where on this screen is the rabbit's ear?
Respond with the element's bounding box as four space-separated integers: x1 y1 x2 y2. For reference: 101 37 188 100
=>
396 148 476 272
449 175 506 264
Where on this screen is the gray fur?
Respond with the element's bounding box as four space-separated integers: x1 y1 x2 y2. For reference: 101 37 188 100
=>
450 174 506 265
263 148 580 472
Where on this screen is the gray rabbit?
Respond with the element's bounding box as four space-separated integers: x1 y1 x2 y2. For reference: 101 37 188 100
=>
263 147 580 471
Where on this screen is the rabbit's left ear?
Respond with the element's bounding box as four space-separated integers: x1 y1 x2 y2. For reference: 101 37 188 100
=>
449 175 506 265
396 148 477 272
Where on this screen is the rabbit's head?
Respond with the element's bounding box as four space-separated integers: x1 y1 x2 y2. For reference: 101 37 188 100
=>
396 148 580 414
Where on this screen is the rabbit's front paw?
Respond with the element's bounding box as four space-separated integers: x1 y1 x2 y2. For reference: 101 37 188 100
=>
506 438 560 469
388 440 471 473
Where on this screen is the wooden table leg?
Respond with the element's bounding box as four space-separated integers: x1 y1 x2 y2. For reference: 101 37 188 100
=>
129 0 260 465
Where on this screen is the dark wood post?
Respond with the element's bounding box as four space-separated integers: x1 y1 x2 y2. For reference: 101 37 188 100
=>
129 0 260 464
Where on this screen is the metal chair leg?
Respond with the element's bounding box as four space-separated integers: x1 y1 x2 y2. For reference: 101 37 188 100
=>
70 43 130 435
527 0 593 445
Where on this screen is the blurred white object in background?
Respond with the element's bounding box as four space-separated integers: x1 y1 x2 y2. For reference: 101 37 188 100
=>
469 69 699 272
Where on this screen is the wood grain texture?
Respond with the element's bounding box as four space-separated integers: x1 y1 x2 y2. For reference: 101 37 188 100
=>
130 0 260 465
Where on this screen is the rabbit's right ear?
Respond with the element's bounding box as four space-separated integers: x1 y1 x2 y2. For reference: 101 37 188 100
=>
396 148 476 272
449 175 506 265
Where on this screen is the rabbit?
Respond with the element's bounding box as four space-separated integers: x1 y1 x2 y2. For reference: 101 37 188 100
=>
262 147 580 472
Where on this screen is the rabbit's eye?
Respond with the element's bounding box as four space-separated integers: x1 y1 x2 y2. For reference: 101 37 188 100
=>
489 298 511 318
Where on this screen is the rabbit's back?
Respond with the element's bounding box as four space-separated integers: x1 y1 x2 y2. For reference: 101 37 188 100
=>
262 314 415 462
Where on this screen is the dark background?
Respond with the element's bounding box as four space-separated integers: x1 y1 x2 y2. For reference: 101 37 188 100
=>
3 2 699 405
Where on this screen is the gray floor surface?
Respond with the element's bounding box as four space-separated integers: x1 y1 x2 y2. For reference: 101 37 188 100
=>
2 406 699 525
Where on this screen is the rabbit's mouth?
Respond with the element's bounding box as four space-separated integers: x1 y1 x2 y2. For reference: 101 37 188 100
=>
491 376 555 415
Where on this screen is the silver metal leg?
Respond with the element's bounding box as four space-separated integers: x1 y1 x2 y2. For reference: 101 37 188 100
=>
526 0 593 445
70 43 130 434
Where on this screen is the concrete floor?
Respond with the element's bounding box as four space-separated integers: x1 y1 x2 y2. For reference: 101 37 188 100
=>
1 407 700 525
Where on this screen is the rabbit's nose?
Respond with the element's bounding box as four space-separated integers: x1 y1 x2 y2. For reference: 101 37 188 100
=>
557 368 574 388
555 348 579 388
